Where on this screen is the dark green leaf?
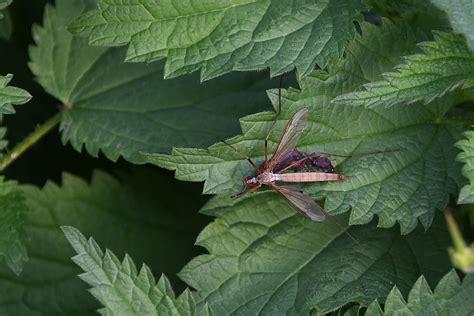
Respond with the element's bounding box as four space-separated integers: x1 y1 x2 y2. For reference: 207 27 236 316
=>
366 270 474 315
29 0 275 163
69 0 369 80
456 131 474 204
63 226 212 316
180 192 452 314
333 32 474 108
0 169 208 315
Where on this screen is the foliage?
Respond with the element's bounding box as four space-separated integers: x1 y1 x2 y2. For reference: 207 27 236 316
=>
0 170 208 315
180 192 452 314
69 0 369 80
146 21 464 234
29 0 277 163
0 0 473 315
63 226 211 316
365 270 474 315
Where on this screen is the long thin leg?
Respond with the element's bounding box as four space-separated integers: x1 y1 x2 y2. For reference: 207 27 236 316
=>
265 75 284 162
222 140 259 171
232 184 262 198
276 156 310 173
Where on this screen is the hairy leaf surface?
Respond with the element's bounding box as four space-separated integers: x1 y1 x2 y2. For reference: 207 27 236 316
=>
69 0 368 80
180 192 452 314
29 0 276 163
0 170 208 315
63 226 211 316
366 271 474 315
333 32 474 108
146 21 464 233
432 0 474 52
456 131 474 204
0 74 31 114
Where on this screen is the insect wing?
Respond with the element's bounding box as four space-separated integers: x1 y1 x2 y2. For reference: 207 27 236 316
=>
273 184 326 222
269 108 308 169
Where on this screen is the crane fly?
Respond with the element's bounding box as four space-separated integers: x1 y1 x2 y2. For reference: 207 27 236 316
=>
224 107 344 222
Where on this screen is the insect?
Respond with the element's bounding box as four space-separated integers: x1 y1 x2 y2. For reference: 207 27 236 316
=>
225 107 345 222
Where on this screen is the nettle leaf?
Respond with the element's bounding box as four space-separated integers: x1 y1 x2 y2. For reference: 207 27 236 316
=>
456 131 474 204
146 21 464 233
63 226 211 316
0 170 208 315
0 178 27 276
29 0 275 164
0 74 32 114
69 0 369 80
366 270 474 315
333 32 474 108
180 192 451 314
432 0 474 52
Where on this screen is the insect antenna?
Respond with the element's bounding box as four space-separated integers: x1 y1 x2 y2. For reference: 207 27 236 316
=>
221 140 259 171
322 212 369 255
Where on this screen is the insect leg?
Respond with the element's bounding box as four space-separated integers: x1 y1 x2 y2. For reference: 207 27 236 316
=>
276 156 310 173
232 184 262 198
222 140 259 171
264 75 284 162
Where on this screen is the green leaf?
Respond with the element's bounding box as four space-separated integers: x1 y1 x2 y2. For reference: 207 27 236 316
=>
179 192 452 314
145 21 464 233
0 169 208 315
0 74 32 114
431 0 474 52
366 270 474 315
0 9 12 39
0 178 27 276
333 32 474 108
29 0 276 163
62 226 212 316
69 0 369 80
456 131 474 204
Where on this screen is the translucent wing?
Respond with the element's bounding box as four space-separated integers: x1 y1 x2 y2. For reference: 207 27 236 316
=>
269 108 308 169
272 184 326 222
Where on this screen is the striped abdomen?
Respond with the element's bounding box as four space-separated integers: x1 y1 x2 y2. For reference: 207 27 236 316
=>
276 172 345 182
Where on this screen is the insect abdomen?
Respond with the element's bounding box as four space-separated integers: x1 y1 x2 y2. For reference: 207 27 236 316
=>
277 172 345 182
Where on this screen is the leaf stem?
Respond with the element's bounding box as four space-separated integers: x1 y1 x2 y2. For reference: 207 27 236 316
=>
0 112 61 172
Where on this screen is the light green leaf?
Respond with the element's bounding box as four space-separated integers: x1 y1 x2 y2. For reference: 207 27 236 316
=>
0 178 27 276
0 170 208 315
333 32 474 108
69 0 369 80
180 191 452 315
29 0 276 163
63 226 212 316
145 21 464 233
432 0 474 52
456 131 474 204
0 74 32 114
366 270 474 315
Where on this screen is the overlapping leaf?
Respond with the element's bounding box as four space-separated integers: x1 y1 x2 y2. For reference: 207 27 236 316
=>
179 191 451 314
63 226 211 316
432 0 474 52
0 123 28 276
69 0 368 80
146 21 464 233
29 0 276 163
0 170 208 315
366 271 474 315
0 74 31 114
333 32 474 108
456 131 474 204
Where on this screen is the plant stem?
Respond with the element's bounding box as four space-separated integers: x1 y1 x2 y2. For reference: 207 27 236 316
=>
0 112 61 172
444 208 467 251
